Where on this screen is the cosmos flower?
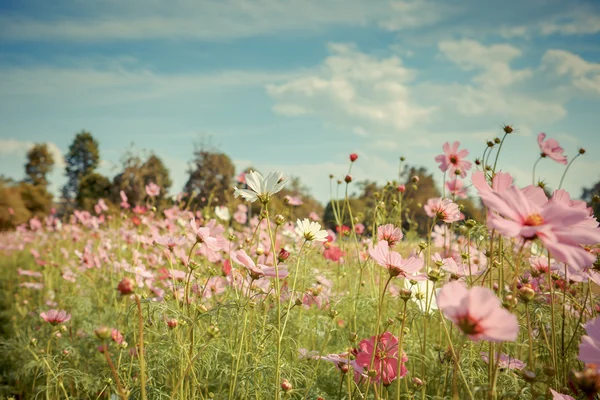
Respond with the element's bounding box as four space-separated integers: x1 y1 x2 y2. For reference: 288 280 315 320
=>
40 309 71 325
295 218 328 242
435 141 472 178
145 182 160 197
377 224 403 247
233 170 288 204
424 198 462 223
354 332 408 385
437 281 519 342
369 241 423 278
578 315 600 365
538 133 567 165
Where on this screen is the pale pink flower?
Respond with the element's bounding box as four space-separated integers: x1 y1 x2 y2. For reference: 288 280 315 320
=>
119 190 130 209
424 198 461 223
354 223 365 235
154 235 186 251
578 315 600 365
40 309 71 325
538 133 567 165
189 219 220 251
446 179 467 198
377 224 403 247
435 141 472 178
474 180 600 269
354 332 408 385
145 182 160 197
284 195 303 206
233 210 247 224
309 212 321 221
232 249 289 280
549 389 575 400
437 281 518 342
111 329 124 345
480 352 526 370
369 241 423 278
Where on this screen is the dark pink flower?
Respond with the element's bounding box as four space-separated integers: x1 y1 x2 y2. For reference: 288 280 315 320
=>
437 281 518 342
435 141 472 177
354 332 408 385
538 133 567 165
40 309 71 325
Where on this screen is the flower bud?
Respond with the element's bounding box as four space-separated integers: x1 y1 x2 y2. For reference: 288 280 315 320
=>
278 248 290 263
167 319 178 329
519 285 536 303
344 175 353 183
399 288 412 302
117 277 135 295
503 125 514 134
281 378 293 392
411 176 420 184
274 214 285 226
94 326 112 341
349 153 358 162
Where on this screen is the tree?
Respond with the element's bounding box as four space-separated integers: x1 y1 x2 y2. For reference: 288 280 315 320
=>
582 179 600 222
63 131 100 201
112 151 172 206
76 172 112 211
184 146 235 209
24 144 55 187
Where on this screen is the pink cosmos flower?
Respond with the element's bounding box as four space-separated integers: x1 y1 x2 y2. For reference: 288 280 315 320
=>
480 352 526 370
369 241 423 278
424 198 461 223
473 174 600 269
354 223 365 235
377 224 403 247
231 249 289 280
538 133 567 165
119 190 130 209
549 389 575 400
145 183 160 197
446 179 467 199
309 212 320 221
111 329 125 345
284 195 303 206
437 281 519 342
40 309 71 325
435 141 472 178
189 219 220 251
354 332 408 385
578 315 600 365
154 235 186 251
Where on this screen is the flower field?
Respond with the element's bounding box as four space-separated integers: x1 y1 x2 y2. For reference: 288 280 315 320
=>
0 129 599 400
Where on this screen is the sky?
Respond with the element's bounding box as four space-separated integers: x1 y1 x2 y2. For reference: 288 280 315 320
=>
1 0 599 205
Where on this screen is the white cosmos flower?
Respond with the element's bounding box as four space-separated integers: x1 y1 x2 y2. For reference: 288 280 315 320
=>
403 278 438 314
295 218 328 242
214 206 231 221
233 170 289 204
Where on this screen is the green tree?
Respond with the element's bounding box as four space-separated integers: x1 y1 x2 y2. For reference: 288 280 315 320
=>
112 151 172 206
184 146 235 209
63 131 100 202
24 143 55 187
76 172 112 211
582 179 600 222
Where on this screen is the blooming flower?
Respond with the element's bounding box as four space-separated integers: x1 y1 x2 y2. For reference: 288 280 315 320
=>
189 219 221 251
284 195 303 206
354 332 408 385
424 198 461 223
119 190 130 209
369 241 423 278
377 224 403 247
145 182 160 197
232 249 289 280
446 179 467 198
40 309 71 325
538 133 567 165
435 141 472 178
578 315 600 365
473 175 600 269
154 235 186 251
214 206 231 221
437 281 519 342
233 170 288 204
549 389 575 400
480 352 526 370
295 218 328 242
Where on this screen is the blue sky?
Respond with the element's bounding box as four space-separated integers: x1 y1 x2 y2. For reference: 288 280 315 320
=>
1 0 599 204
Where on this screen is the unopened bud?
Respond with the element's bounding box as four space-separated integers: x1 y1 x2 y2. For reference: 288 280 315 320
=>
281 378 293 392
274 214 285 226
399 288 412 301
94 326 112 341
344 175 353 183
117 277 135 295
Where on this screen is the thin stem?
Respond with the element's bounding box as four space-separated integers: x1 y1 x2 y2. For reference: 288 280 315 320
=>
558 153 582 190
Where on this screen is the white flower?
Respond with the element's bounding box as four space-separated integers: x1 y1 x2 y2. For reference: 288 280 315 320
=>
295 218 328 242
403 278 438 314
214 206 231 221
233 170 289 204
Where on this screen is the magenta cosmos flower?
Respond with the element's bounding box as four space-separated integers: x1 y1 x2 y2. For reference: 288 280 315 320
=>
435 141 472 178
538 133 567 165
472 172 600 269
369 241 423 278
578 315 600 365
424 198 462 223
354 332 408 385
437 281 519 342
40 309 71 325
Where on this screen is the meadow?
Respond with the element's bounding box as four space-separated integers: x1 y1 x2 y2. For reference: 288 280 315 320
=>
1 128 599 400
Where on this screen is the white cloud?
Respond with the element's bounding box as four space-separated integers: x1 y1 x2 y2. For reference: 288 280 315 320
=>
267 43 434 136
541 49 600 95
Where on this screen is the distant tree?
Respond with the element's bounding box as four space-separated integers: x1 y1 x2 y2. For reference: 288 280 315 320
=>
63 131 100 202
112 151 173 207
184 145 235 209
76 172 111 211
0 180 30 231
582 179 600 222
18 183 53 216
24 144 55 187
